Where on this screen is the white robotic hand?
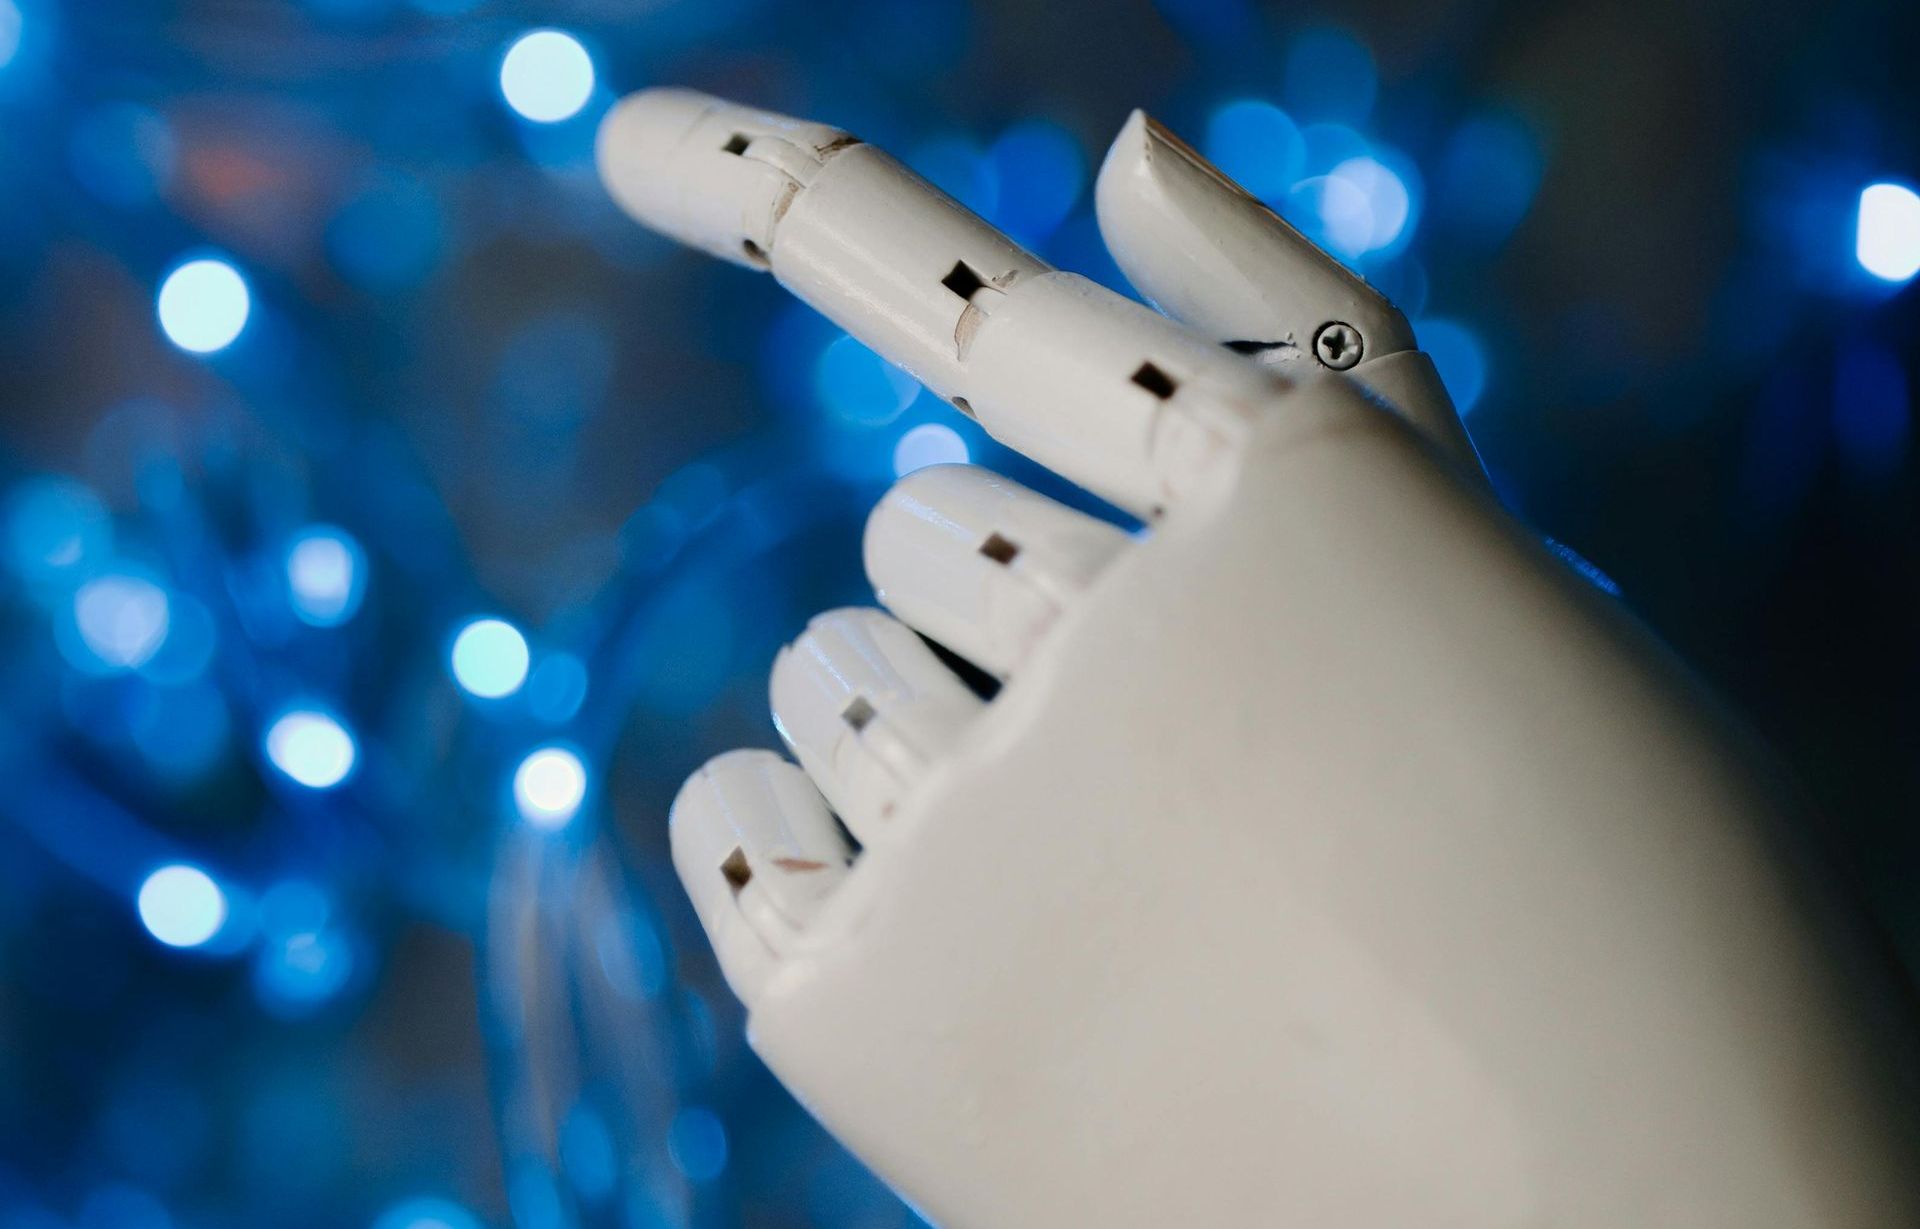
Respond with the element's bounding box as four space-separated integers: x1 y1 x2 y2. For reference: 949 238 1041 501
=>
597 92 1917 1226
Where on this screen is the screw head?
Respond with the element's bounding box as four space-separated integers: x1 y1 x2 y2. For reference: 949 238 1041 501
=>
1312 321 1363 371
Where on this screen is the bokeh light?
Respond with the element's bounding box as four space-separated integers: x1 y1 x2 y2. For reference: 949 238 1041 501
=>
254 927 356 1017
326 174 444 291
500 30 594 124
371 1197 484 1229
1318 154 1419 259
526 651 589 724
1204 100 1305 202
666 1107 728 1183
450 617 531 698
1856 182 1920 283
69 103 177 209
513 746 587 829
285 526 366 628
136 865 227 949
1437 114 1543 244
1416 317 1489 415
156 258 250 354
72 571 171 670
264 709 357 789
7 477 110 585
988 120 1084 242
814 335 921 427
891 423 969 475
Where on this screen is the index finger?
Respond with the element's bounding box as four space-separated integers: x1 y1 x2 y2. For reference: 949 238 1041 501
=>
596 89 1289 519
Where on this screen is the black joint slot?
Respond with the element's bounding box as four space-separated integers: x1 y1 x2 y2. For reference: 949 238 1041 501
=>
979 533 1020 565
720 847 752 893
1131 361 1178 400
950 395 976 419
741 238 769 266
841 696 877 733
722 133 751 155
941 260 987 302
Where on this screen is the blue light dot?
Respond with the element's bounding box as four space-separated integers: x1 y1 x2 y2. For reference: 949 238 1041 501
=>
69 103 177 209
514 745 586 828
137 864 228 949
263 709 357 789
450 616 530 698
814 334 921 427
666 1107 729 1183
988 119 1085 243
6 477 111 583
499 30 594 124
1322 153 1419 258
253 927 355 1017
1416 317 1489 414
371 1197 483 1229
1203 100 1305 202
560 1105 616 1200
1437 114 1543 245
285 525 365 628
526 651 589 724
892 423 969 476
0 0 20 70
1856 182 1920 283
73 572 171 670
156 258 250 354
258 879 332 939
326 174 443 291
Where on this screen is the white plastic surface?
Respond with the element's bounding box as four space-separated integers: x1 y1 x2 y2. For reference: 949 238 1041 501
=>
769 607 984 840
864 464 1130 678
600 90 1920 1228
668 749 850 1001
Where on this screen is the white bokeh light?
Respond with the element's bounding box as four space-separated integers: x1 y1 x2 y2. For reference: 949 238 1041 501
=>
286 526 365 627
1857 182 1920 283
137 864 228 949
514 746 587 829
499 30 595 124
157 258 251 354
892 423 970 476
73 572 171 670
264 709 357 789
450 617 531 699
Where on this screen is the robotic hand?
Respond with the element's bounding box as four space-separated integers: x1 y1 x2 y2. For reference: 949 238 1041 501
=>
596 91 1917 1226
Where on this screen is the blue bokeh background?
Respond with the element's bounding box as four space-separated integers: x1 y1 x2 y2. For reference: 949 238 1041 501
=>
2 0 1918 1226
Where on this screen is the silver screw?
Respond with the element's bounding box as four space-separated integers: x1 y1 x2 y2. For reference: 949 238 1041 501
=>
1312 321 1363 371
